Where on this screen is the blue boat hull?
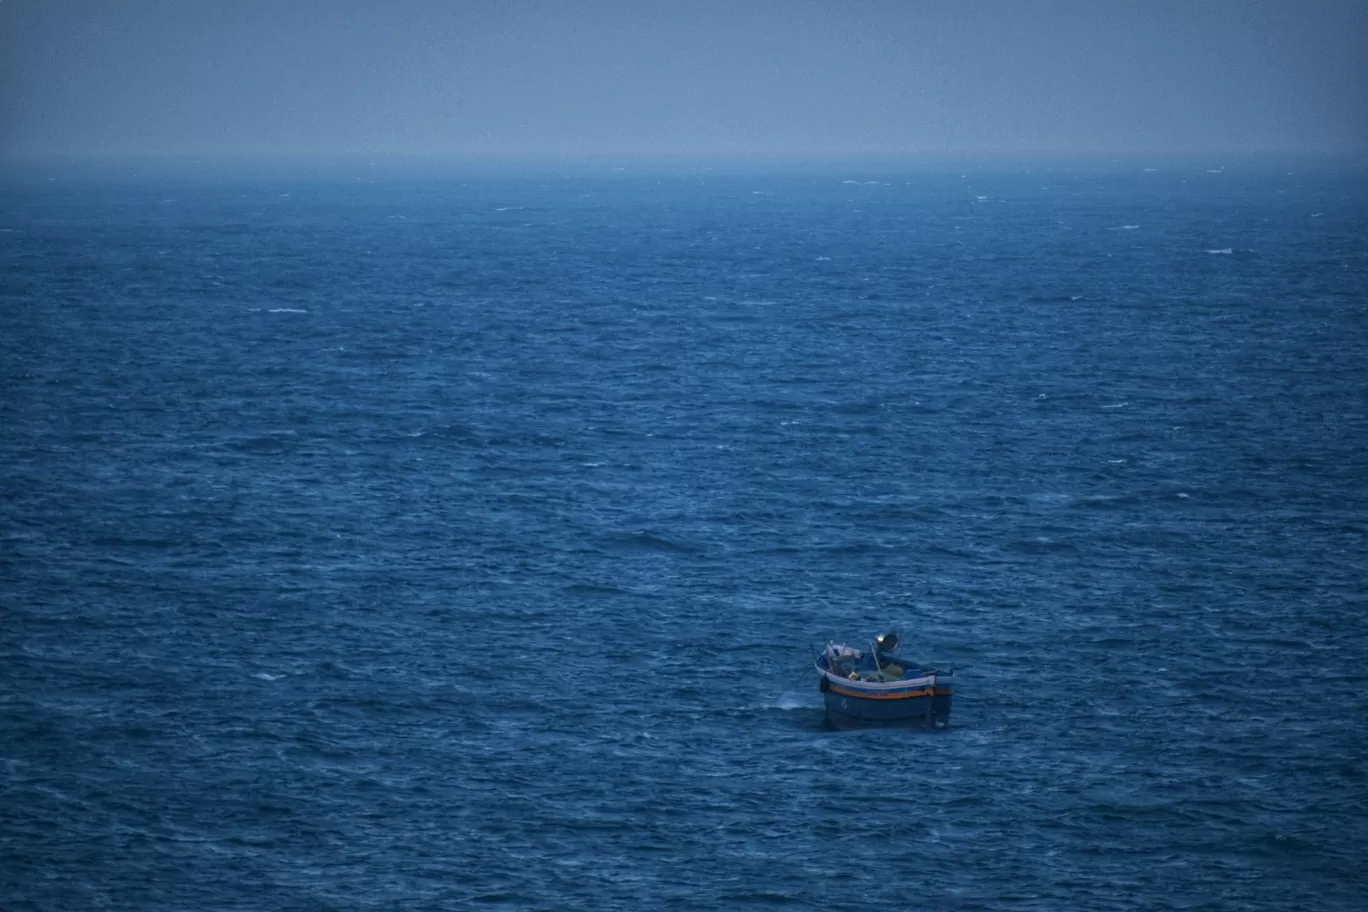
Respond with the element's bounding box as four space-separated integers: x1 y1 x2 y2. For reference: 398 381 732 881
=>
820 681 953 728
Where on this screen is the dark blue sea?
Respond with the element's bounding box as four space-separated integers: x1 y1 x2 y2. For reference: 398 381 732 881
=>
3 157 1366 911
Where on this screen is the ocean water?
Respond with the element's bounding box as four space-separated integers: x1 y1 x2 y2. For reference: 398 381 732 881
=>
2 158 1366 911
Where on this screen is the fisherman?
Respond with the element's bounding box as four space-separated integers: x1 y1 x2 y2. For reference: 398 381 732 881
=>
873 631 906 680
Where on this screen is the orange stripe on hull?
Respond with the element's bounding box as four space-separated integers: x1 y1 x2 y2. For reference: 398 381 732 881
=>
828 683 936 700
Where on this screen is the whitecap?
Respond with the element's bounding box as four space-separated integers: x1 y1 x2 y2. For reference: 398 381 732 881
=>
1108 225 1140 230
815 256 831 261
1310 213 1324 218
1207 248 1233 255
493 206 524 212
1101 402 1129 409
268 308 308 313
254 672 284 681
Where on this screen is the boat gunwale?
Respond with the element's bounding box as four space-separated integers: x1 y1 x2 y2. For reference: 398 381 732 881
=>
814 663 951 694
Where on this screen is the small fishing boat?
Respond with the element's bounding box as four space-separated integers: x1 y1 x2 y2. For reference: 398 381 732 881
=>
814 632 952 727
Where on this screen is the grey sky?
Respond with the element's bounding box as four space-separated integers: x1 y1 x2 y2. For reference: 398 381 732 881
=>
2 0 1364 159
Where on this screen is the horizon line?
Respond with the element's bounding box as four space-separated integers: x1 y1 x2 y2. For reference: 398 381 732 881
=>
3 148 1365 173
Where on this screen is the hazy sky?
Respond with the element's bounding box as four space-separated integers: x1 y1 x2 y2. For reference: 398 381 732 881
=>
2 0 1364 159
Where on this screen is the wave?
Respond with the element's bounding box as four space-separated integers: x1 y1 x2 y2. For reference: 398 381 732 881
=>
561 581 633 597
603 530 703 554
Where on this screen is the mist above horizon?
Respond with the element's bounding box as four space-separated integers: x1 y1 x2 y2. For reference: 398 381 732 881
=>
2 1 1364 161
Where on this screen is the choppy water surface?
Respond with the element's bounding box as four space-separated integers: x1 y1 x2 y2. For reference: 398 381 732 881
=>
3 160 1366 910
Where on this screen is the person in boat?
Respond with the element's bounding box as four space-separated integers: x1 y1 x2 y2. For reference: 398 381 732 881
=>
872 632 907 679
874 631 902 661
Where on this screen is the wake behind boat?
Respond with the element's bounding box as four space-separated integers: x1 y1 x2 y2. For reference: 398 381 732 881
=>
815 632 953 728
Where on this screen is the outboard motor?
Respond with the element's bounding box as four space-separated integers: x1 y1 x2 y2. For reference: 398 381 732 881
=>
876 631 900 654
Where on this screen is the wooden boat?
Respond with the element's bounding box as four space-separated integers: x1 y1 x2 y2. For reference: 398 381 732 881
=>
814 632 952 727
